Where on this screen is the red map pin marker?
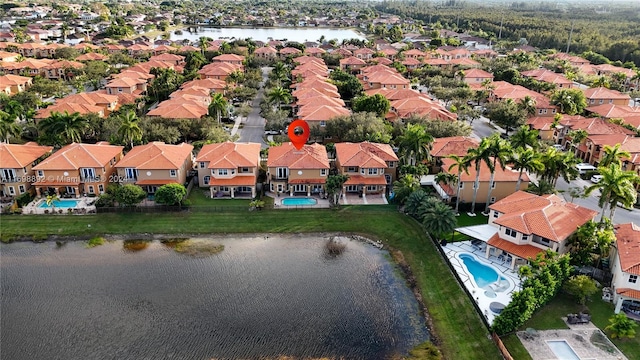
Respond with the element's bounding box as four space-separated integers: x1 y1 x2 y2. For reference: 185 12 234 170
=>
288 119 310 150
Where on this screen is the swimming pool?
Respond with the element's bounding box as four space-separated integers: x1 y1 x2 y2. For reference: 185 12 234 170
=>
459 253 506 288
281 197 317 206
38 199 80 209
547 340 581 360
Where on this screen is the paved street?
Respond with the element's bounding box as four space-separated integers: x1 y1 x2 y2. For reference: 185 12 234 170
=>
470 115 503 140
237 67 270 148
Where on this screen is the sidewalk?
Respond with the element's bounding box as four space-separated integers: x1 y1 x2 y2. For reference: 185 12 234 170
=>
230 116 243 136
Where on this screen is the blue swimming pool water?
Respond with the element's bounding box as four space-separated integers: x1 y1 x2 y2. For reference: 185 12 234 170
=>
547 340 581 360
281 197 317 206
459 253 505 288
38 199 80 209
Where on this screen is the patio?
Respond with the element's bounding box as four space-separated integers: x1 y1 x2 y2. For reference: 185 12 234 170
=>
22 196 97 215
517 327 627 360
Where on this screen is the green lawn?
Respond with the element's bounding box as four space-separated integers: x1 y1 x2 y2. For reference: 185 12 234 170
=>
187 188 253 208
502 292 640 360
0 207 501 359
450 212 489 242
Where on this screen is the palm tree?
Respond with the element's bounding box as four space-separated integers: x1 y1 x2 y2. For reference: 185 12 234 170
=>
567 129 588 157
392 174 420 205
38 111 87 144
208 93 228 123
117 111 142 149
0 110 20 143
510 125 539 150
539 148 579 187
198 37 209 55
605 313 638 339
266 86 292 110
599 143 631 168
397 123 434 166
465 138 492 214
518 95 537 116
404 189 430 218
586 163 639 222
483 135 512 212
421 200 457 241
45 193 60 214
510 148 545 191
447 154 470 215
593 76 610 89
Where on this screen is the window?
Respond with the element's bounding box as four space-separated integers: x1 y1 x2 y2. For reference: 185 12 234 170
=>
18 185 25 194
368 168 378 175
241 167 250 173
88 185 94 194
200 162 205 168
1 169 16 181
505 228 517 237
81 168 96 180
319 121 326 127
599 99 604 104
347 167 357 172
361 168 365 174
522 234 529 241
630 275 638 284
37 170 44 177
276 167 288 179
203 176 210 185
125 168 137 180
491 181 496 189
493 211 499 218
385 174 391 184
609 99 613 104
490 197 496 203
218 169 228 176
320 169 327 176
388 162 394 168
367 185 377 191
8 186 15 195
170 169 177 177
538 109 543 114
98 184 104 193
459 182 464 189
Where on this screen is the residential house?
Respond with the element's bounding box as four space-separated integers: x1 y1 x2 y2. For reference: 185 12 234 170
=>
610 223 640 318
0 74 32 95
483 191 597 269
339 56 366 72
115 142 194 195
298 105 351 129
0 50 19 62
353 48 375 60
491 81 557 117
583 87 631 106
254 46 277 59
430 136 479 171
335 142 398 195
462 68 494 89
195 142 261 198
31 142 123 197
521 69 574 89
104 77 147 95
553 117 634 159
0 142 53 198
212 53 245 66
267 143 330 196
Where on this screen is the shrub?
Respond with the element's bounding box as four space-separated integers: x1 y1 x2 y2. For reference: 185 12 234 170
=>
86 236 105 248
15 192 34 207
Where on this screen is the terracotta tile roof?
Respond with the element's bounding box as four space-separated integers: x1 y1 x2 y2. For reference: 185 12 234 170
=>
196 142 261 169
146 101 208 119
615 223 640 276
212 54 245 62
181 78 226 91
488 191 597 241
33 142 123 171
449 58 480 67
267 143 329 169
402 58 422 66
75 52 108 61
487 233 543 260
353 48 375 55
521 69 572 85
254 46 277 55
424 58 449 66
0 143 52 169
75 43 100 50
593 64 636 78
149 53 184 62
295 95 345 107
305 47 325 55
583 87 630 100
293 87 340 99
35 103 104 119
208 176 257 186
94 89 140 105
526 117 556 131
431 136 479 157
57 92 119 107
177 45 199 53
294 78 336 92
374 57 393 65
463 68 494 79
0 74 31 86
616 288 640 300
365 71 410 86
279 47 302 55
344 174 388 186
491 81 553 108
335 142 398 169
116 142 193 170
298 105 350 121
403 49 425 57
106 77 144 88
560 117 634 136
365 88 424 100
112 70 155 81
333 48 352 57
153 44 177 52
340 56 366 66
586 104 640 119
380 48 398 56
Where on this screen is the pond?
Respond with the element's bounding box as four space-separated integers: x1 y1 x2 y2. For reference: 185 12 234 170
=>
169 26 365 43
1 234 428 359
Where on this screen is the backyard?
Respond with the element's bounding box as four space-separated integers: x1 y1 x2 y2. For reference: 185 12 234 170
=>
0 205 500 360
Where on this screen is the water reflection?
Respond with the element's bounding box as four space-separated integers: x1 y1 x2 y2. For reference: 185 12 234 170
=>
1 235 428 359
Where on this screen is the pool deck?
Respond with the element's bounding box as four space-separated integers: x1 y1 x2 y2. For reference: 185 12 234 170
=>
441 240 521 324
22 197 97 215
266 192 388 209
517 327 627 360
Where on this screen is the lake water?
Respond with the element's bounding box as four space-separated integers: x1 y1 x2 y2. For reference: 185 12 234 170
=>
1 234 428 359
169 26 365 43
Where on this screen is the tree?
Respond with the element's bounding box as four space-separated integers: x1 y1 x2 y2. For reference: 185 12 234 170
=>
567 129 588 156
550 88 588 115
392 174 420 205
421 200 457 241
465 138 492 213
154 183 187 206
325 174 349 207
184 51 207 73
447 154 470 214
29 77 71 100
486 99 527 135
323 112 391 143
526 179 556 196
352 93 391 118
329 69 363 101
53 47 80 60
483 135 512 212
148 68 183 102
599 143 631 168
538 148 579 187
568 219 616 266
208 93 228 123
266 86 291 110
83 61 110 90
517 95 537 116
605 313 638 339
114 184 146 207
397 123 434 166
404 189 431 219
45 193 60 213
564 275 598 305
586 163 639 222
510 147 544 191
38 111 88 145
0 110 20 143
117 111 142 149
510 125 539 150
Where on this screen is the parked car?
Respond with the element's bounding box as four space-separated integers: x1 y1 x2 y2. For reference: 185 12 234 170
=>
575 163 597 175
590 174 603 183
552 144 564 151
264 129 281 135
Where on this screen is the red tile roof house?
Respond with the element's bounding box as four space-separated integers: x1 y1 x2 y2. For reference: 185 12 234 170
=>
462 68 494 88
254 46 278 59
298 105 351 131
0 142 53 199
610 223 640 318
490 81 557 117
31 142 124 198
583 87 631 106
520 69 574 89
267 143 330 197
482 191 597 270
195 142 261 198
115 142 194 195
430 136 479 171
335 142 399 197
553 117 635 159
0 74 32 95
339 56 366 72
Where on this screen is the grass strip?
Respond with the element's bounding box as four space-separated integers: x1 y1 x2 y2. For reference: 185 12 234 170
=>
0 207 501 359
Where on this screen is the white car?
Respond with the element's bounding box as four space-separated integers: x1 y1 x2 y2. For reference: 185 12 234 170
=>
590 175 603 183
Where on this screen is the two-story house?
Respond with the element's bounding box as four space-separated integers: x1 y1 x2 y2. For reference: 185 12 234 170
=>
484 191 597 269
115 142 194 195
335 142 398 196
610 223 640 319
0 74 32 95
195 142 261 198
31 142 123 197
267 143 330 196
0 142 53 199
583 87 631 106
